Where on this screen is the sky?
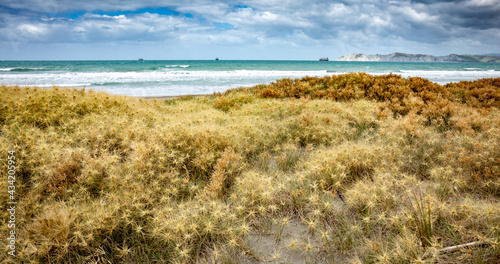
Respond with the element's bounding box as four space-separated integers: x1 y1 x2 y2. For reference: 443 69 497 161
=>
0 0 499 60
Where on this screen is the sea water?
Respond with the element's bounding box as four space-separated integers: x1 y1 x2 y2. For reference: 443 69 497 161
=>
1 60 500 97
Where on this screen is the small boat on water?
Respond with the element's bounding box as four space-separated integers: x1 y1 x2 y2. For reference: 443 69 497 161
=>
215 57 219 61
319 57 329 61
138 58 144 61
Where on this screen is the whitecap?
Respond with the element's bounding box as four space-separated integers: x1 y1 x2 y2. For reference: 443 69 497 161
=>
164 65 190 68
398 70 500 84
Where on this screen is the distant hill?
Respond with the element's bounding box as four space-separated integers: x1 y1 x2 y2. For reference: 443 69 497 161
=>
337 52 500 63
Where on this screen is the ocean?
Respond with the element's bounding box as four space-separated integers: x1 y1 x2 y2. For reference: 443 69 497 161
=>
1 60 500 97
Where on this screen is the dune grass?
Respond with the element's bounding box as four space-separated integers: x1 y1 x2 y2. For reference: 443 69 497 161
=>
1 73 499 263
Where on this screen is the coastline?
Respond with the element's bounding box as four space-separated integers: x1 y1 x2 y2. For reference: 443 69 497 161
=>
2 60 500 98
137 94 211 100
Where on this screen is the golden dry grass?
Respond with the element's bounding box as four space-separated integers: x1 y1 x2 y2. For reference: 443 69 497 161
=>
1 74 499 263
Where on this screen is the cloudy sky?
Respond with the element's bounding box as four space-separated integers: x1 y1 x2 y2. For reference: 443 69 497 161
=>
1 0 499 60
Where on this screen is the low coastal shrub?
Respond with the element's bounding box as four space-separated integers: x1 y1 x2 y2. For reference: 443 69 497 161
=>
251 73 500 131
0 74 499 263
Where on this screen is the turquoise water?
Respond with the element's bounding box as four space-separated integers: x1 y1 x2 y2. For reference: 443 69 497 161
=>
1 60 500 96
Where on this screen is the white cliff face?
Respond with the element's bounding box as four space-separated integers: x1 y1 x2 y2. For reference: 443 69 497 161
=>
336 53 471 62
336 53 381 61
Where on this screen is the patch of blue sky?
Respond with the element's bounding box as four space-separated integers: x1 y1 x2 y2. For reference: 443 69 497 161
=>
41 7 192 20
0 5 195 22
213 22 235 29
230 5 249 12
47 10 86 20
91 7 180 17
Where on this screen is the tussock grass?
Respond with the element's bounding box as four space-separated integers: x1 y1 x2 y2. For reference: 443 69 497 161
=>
1 74 499 263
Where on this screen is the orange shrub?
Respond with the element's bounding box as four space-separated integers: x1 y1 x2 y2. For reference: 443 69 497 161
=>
251 73 500 131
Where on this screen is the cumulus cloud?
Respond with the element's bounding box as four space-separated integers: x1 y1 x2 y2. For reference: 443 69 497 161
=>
1 0 499 59
1 9 203 44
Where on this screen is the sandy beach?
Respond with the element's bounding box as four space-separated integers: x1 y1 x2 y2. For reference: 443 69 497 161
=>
138 94 210 100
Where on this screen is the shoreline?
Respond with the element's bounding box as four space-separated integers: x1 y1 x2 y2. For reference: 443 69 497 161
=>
137 94 212 100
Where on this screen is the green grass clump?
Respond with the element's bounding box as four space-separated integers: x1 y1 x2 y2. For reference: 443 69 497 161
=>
1 74 499 263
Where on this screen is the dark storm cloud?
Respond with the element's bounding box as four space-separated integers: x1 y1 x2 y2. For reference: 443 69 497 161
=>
444 4 500 30
411 0 500 29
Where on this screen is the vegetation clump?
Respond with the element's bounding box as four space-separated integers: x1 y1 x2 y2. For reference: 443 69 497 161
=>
1 74 499 263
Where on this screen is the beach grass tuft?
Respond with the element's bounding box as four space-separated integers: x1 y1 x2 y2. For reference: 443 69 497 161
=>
1 73 499 263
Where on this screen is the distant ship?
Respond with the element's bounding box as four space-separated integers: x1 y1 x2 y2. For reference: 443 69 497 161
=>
319 57 329 61
138 58 144 61
215 57 219 61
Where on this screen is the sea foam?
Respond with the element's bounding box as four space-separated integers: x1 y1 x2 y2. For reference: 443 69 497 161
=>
2 60 500 96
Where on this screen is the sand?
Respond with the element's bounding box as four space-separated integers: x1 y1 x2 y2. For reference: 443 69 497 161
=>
138 94 211 100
